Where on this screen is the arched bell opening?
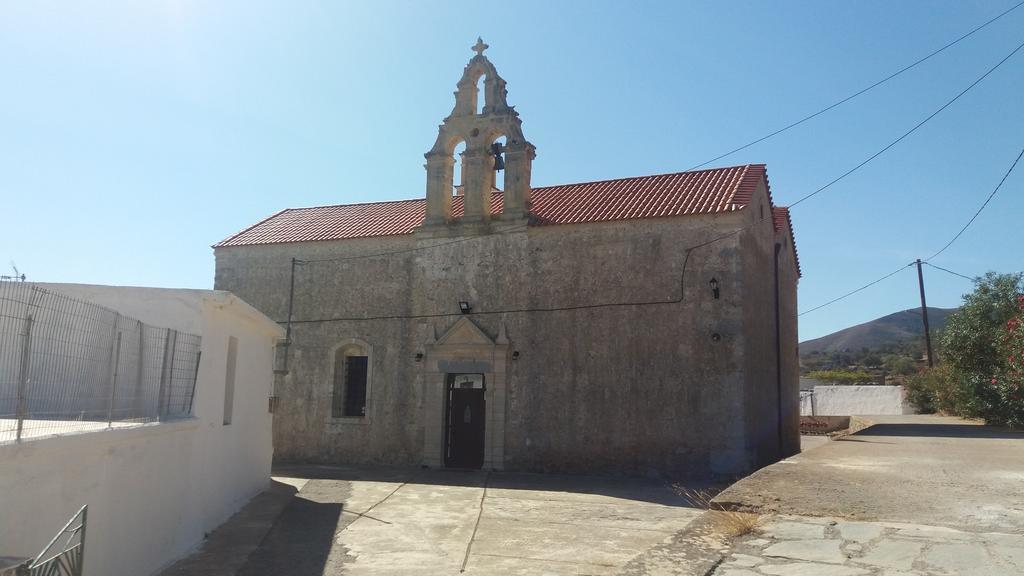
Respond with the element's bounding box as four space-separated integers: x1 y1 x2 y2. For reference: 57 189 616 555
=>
418 39 535 229
490 135 507 192
452 140 467 196
475 74 487 115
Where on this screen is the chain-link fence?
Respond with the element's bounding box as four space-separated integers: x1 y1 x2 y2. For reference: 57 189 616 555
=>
0 282 201 442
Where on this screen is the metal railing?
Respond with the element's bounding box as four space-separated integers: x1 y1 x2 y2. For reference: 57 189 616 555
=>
0 282 201 442
29 505 87 576
799 389 817 416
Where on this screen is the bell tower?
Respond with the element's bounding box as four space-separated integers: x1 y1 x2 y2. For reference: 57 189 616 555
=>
421 38 536 229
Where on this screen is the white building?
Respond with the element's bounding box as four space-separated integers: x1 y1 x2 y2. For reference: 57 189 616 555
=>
0 284 283 576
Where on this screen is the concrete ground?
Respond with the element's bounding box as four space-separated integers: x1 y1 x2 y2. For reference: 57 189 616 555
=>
159 481 299 576
716 415 1024 532
706 415 1024 576
162 416 1024 575
161 464 704 576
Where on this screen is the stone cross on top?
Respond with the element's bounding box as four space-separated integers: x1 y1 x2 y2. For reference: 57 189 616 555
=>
472 37 488 57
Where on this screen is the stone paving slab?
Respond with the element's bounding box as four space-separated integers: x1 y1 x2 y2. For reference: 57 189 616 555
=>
712 514 1024 576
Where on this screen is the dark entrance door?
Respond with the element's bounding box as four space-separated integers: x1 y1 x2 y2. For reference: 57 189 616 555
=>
444 374 485 469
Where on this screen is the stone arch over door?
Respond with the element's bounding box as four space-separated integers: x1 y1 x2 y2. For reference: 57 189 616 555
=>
421 316 509 470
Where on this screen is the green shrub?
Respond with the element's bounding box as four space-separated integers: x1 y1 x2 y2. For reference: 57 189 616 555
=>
939 272 1023 426
904 364 956 414
914 272 1024 428
882 354 917 376
992 295 1024 427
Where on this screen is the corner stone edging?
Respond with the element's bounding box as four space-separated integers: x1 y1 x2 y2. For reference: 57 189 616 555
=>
617 511 735 576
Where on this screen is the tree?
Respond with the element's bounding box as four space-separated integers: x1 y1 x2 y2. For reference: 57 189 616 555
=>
806 369 874 385
939 272 1024 425
882 354 916 376
905 364 955 413
994 295 1024 427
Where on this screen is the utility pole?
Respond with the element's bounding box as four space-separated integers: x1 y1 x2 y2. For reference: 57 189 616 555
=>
915 259 935 367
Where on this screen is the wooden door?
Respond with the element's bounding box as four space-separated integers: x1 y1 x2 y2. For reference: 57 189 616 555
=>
444 374 485 469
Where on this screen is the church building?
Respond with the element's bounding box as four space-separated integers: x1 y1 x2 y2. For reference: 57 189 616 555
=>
213 40 801 478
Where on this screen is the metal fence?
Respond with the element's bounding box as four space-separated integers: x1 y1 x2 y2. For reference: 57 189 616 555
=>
0 282 201 443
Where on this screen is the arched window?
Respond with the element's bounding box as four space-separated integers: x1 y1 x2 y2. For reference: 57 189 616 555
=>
475 74 486 114
332 341 370 418
453 140 467 196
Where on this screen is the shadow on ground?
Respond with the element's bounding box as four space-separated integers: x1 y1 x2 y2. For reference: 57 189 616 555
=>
854 421 1024 439
236 492 345 576
157 481 300 576
163 465 726 576
274 462 709 507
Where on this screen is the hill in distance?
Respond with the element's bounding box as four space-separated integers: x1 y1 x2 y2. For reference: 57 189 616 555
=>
801 307 957 356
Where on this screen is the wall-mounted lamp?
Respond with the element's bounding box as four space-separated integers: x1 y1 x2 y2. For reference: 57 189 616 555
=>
414 352 424 362
458 301 472 314
709 278 720 300
511 351 520 360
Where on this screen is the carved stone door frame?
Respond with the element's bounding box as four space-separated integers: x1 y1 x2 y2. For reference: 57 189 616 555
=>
421 317 508 470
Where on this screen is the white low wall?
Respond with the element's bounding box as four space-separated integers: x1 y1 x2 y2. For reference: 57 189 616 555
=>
800 385 914 416
0 286 282 576
0 421 260 575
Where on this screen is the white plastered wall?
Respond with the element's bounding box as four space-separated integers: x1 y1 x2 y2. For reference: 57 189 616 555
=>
800 385 915 416
0 286 283 576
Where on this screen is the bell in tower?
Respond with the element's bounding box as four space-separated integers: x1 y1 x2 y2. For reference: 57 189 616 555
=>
420 38 536 230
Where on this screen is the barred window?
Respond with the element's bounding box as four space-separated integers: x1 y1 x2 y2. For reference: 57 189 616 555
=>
332 344 369 418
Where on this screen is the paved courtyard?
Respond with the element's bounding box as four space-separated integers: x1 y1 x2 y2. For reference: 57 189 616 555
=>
709 415 1024 576
163 464 704 576
716 415 1024 532
163 416 1024 575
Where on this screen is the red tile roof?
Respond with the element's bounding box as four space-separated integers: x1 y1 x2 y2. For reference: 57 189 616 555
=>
217 164 789 249
773 206 802 277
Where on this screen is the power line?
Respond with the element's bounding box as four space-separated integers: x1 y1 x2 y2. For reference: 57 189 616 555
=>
789 37 1024 208
924 147 1024 262
705 36 1024 318
795 141 1023 316
686 0 1024 171
284 29 1023 324
262 31 1024 276
280 23 1024 325
924 262 976 282
798 263 915 317
699 37 1024 319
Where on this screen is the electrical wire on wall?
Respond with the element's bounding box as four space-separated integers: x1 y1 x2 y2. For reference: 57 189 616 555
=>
281 214 776 325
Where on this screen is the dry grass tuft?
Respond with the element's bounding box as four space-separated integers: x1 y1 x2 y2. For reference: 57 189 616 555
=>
673 485 760 537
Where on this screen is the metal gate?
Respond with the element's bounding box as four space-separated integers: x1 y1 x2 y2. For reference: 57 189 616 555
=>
28 506 87 576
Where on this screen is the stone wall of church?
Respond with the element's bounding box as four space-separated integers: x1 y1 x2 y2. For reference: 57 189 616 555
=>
214 210 798 478
738 182 802 470
777 216 802 458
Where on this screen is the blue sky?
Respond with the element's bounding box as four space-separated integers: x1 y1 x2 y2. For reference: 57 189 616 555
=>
1 1 1021 341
